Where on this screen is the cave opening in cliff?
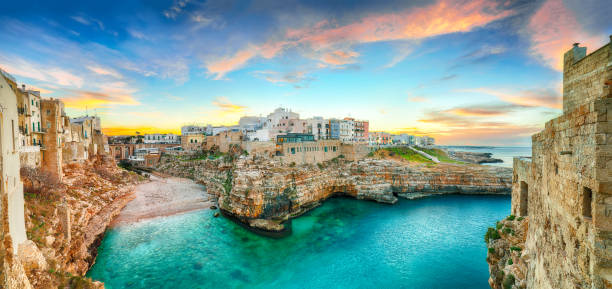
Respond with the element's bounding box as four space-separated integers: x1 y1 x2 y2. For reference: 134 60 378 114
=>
582 187 592 219
520 181 528 216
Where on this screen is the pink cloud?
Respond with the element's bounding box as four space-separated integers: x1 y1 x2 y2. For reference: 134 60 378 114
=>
461 87 562 109
527 0 604 71
206 48 257 80
205 0 514 78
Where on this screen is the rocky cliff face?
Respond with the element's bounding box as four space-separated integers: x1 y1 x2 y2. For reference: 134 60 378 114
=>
21 156 141 288
486 216 528 289
447 150 503 164
158 155 512 233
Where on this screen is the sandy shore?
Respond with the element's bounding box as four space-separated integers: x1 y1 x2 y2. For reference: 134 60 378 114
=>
110 175 212 226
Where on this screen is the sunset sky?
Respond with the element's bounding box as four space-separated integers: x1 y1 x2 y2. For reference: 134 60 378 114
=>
0 0 610 145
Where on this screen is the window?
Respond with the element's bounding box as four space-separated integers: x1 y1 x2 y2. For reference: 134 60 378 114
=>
324 146 328 152
519 181 528 216
37 122 40 132
583 187 592 219
291 147 295 154
31 100 34 105
190 139 193 143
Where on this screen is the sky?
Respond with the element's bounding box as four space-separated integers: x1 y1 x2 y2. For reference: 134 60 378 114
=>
0 0 610 145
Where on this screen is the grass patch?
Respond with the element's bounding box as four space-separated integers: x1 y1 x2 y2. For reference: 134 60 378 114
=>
415 146 465 164
384 147 433 163
510 246 522 252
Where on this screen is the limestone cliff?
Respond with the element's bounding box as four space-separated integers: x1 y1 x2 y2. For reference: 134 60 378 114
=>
21 156 141 288
485 216 528 289
157 155 512 233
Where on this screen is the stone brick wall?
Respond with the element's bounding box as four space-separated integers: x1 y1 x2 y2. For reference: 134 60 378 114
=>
511 38 612 289
40 99 63 181
339 143 373 161
277 139 341 165
563 39 611 113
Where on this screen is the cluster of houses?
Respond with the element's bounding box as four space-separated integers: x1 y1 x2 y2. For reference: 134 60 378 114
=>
1 68 106 182
108 107 436 167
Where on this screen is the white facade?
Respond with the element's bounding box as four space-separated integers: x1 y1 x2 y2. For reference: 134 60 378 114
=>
339 119 354 143
144 133 180 144
0 72 28 253
263 107 299 129
415 136 435 147
181 125 207 135
238 116 266 131
306 117 330 140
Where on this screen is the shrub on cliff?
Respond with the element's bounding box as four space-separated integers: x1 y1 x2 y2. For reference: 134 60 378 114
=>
506 215 516 221
503 273 515 289
485 227 501 243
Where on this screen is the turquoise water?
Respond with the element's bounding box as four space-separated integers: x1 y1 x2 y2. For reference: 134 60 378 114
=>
88 195 510 289
442 146 531 168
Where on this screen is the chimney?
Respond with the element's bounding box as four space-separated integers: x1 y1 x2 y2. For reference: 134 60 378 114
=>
573 43 580 47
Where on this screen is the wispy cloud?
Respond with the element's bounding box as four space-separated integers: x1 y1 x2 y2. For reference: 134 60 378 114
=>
211 96 247 116
164 0 192 19
253 70 314 88
205 0 515 78
417 109 540 145
526 0 604 70
87 65 122 79
460 87 562 109
0 56 84 87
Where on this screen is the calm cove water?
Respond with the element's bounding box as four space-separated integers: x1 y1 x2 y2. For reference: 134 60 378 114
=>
88 194 510 289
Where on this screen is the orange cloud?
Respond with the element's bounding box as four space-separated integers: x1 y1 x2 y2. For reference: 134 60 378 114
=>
527 0 604 71
460 87 562 109
206 49 258 80
416 109 540 145
446 107 510 117
61 86 139 109
205 0 514 78
322 50 359 65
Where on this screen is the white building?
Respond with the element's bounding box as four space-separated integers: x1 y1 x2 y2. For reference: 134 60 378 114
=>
144 133 180 144
339 119 354 143
238 116 266 131
249 107 300 141
181 125 207 135
306 117 330 140
415 136 435 147
0 70 28 253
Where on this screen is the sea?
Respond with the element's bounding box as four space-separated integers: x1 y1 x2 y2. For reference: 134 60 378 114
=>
88 195 510 289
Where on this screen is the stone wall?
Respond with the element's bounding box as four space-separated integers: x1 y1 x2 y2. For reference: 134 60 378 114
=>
277 139 341 165
18 147 41 169
243 141 276 158
340 143 373 161
500 38 612 289
563 40 611 113
40 99 63 181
